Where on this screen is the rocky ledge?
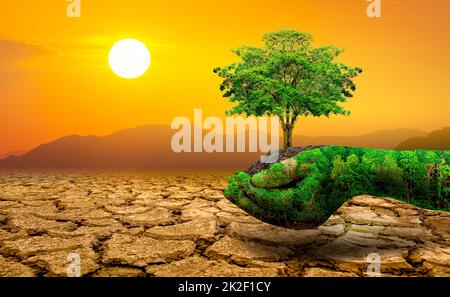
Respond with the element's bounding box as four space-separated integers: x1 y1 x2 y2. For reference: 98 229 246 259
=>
0 172 448 277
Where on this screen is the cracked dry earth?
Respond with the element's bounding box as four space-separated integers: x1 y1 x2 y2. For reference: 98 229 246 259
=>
0 172 449 277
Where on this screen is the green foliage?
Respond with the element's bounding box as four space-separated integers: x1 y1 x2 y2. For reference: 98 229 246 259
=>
376 154 405 197
251 162 291 188
444 151 450 164
440 165 450 196
294 148 329 173
224 146 450 227
329 153 374 201
214 29 362 148
399 151 424 201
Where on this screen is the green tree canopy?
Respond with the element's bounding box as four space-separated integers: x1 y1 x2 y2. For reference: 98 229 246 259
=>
214 29 362 148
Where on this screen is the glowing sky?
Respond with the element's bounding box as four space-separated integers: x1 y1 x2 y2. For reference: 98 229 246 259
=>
0 0 449 154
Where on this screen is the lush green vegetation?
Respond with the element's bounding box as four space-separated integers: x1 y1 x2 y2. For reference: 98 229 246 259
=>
224 146 450 227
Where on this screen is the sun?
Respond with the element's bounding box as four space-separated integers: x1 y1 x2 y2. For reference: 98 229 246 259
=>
108 39 151 79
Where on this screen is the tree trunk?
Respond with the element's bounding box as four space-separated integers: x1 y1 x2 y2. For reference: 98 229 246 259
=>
283 126 294 149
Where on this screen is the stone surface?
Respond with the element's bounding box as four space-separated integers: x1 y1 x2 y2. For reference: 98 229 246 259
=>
205 236 294 264
146 255 283 277
94 267 146 277
0 172 448 277
318 224 346 237
23 247 99 276
0 256 35 277
303 267 357 277
229 222 319 246
145 219 217 241
118 208 174 227
103 234 196 267
1 235 96 259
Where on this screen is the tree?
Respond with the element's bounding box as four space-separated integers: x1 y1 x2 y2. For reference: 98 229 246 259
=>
399 151 421 203
439 164 450 208
214 29 362 149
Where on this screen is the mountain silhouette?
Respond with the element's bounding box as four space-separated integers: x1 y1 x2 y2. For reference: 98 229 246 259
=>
0 125 427 170
294 128 426 149
0 125 261 170
396 127 450 150
0 149 27 160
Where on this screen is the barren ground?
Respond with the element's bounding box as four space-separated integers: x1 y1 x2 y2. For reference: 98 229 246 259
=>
0 171 449 277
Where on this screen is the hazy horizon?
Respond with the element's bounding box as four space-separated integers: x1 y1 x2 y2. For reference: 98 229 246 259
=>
1 0 450 157
0 124 431 156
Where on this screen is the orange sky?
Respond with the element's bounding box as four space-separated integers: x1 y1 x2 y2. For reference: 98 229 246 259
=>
0 0 449 155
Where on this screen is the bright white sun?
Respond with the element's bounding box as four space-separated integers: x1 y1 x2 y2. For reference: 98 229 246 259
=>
108 39 151 79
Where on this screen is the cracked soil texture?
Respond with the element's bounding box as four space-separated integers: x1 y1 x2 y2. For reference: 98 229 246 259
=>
0 172 449 277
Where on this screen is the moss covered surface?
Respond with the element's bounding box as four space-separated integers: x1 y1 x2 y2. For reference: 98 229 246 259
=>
225 146 450 228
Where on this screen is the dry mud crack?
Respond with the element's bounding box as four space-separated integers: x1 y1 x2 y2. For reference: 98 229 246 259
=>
0 172 449 277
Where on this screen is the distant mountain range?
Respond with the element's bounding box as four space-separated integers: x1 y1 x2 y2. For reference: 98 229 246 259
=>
396 127 450 150
0 125 260 170
0 149 27 160
0 125 435 170
295 128 427 149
